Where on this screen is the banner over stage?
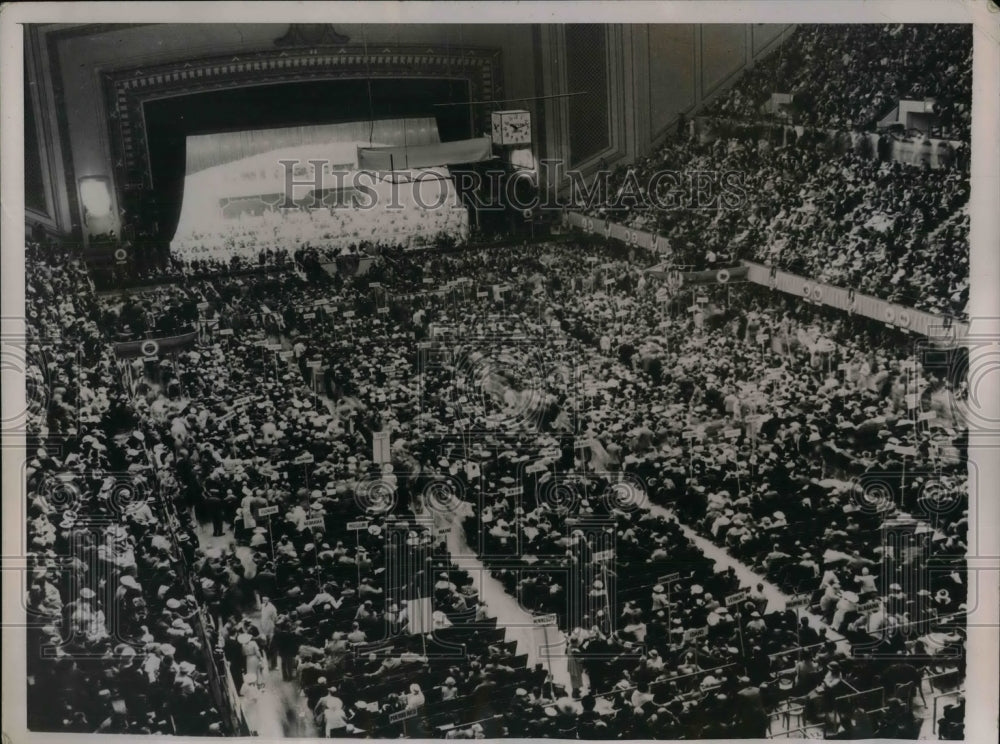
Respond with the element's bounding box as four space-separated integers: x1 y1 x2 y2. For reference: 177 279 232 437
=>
358 138 493 170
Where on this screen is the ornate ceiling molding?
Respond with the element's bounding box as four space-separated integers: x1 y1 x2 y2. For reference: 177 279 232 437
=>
274 24 351 47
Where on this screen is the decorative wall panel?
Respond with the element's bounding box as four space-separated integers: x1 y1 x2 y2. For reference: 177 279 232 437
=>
25 68 48 216
565 24 611 167
752 24 787 55
647 25 697 139
700 25 748 96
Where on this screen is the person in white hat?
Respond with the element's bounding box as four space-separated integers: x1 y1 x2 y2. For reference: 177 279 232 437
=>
70 597 108 643
405 683 425 710
441 677 459 701
175 661 198 697
651 584 669 611
315 685 346 735
746 611 767 636
798 551 820 578
854 566 878 598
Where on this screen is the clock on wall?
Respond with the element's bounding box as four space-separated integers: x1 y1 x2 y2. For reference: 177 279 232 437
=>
491 110 531 146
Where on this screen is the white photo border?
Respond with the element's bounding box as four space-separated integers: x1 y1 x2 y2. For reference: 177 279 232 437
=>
2 3 997 744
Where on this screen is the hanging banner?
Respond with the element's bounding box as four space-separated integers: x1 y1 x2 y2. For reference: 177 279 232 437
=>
741 260 968 340
678 266 749 285
114 330 199 359
691 116 963 170
357 137 492 170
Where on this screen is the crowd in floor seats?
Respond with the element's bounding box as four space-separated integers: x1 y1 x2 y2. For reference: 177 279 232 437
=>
25 236 571 736
26 229 967 736
103 287 202 342
397 241 965 735
23 241 224 735
704 24 972 141
90 265 562 736
78 234 970 733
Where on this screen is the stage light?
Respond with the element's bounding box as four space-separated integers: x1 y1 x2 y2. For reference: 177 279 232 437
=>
79 176 113 222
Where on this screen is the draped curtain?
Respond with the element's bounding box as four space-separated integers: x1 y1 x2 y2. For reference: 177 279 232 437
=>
184 118 442 176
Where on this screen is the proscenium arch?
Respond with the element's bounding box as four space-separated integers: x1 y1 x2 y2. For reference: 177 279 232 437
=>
102 44 502 238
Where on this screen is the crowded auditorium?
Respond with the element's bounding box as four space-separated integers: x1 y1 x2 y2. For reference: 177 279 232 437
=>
12 16 983 741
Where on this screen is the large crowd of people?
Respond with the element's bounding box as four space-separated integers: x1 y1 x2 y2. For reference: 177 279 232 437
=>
581 23 971 319
704 24 972 140
170 197 468 268
124 275 550 736
22 20 972 739
23 240 226 735
587 134 969 318
410 242 965 736
26 228 966 737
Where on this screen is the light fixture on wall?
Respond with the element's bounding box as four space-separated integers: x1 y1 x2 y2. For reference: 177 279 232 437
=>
78 176 113 225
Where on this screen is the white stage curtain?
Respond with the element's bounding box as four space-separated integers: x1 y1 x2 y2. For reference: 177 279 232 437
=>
184 118 441 175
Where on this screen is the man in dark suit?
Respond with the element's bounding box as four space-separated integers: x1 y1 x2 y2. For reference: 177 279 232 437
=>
222 626 244 690
734 678 768 737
